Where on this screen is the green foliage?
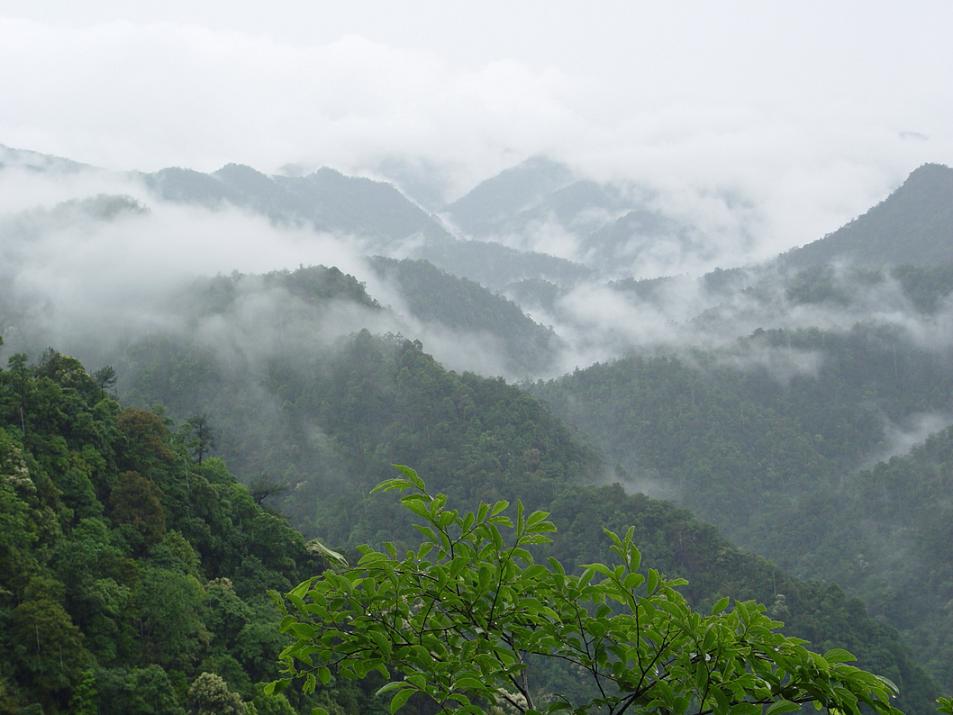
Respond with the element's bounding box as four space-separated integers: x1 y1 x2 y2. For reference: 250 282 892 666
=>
275 469 903 715
0 351 325 712
188 672 247 714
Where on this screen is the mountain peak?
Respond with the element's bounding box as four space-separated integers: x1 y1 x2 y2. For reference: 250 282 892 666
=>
898 162 953 193
447 156 575 235
781 161 953 269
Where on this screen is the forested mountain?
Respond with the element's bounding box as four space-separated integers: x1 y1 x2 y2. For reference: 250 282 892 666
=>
795 426 953 685
369 156 454 211
585 208 714 273
445 157 576 236
413 237 592 291
116 329 595 545
782 163 953 269
451 174 632 251
529 320 953 688
142 164 454 251
0 346 937 712
0 348 340 713
368 257 562 375
0 144 90 174
443 156 712 277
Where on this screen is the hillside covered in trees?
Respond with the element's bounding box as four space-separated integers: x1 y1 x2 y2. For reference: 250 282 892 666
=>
0 348 940 713
0 347 348 713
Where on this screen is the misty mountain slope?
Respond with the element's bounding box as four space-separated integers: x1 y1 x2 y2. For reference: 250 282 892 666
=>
0 195 148 322
142 162 454 250
445 156 575 235
368 256 562 375
444 156 734 278
114 330 601 543
501 277 568 315
586 207 715 273
782 163 953 269
615 260 953 352
412 236 593 291
370 155 454 210
527 322 953 687
176 265 383 320
465 178 631 250
608 274 682 302
508 179 631 231
143 166 244 206
0 194 146 241
790 425 953 687
530 353 840 532
0 143 91 173
273 168 452 245
529 322 953 553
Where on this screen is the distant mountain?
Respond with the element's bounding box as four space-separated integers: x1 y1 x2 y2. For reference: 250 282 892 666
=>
412 236 592 291
445 157 713 277
463 177 630 242
142 163 454 251
369 257 562 376
445 156 575 235
370 156 455 210
0 143 90 173
585 208 713 273
782 163 953 269
501 278 567 315
1 194 146 236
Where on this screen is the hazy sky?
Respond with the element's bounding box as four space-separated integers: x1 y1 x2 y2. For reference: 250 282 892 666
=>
2 1 952 249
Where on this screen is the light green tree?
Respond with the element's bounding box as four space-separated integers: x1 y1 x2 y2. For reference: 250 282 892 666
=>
272 466 905 715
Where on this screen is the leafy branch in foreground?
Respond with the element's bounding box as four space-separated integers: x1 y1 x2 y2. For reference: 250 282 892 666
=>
272 466 903 715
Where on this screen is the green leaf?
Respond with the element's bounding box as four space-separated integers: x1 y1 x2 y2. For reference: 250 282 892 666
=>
711 596 730 615
389 687 415 713
371 478 411 494
453 676 486 690
393 464 426 490
822 647 856 664
375 681 406 696
765 700 801 715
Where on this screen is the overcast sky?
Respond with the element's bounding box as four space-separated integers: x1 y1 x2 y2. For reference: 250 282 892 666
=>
2 1 952 250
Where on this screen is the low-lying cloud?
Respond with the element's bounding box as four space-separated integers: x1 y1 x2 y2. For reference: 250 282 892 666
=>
2 6 952 262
